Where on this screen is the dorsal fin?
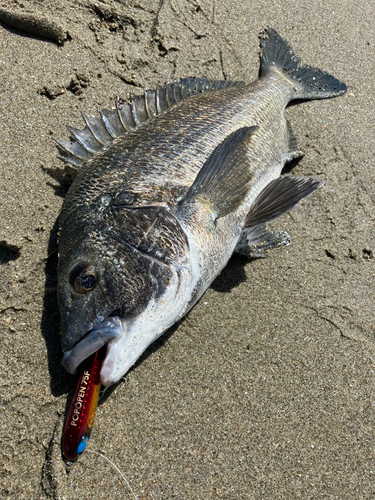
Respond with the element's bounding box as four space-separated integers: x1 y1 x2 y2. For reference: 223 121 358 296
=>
56 78 246 168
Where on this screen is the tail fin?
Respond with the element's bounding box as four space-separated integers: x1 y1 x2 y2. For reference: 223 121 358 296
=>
260 28 347 100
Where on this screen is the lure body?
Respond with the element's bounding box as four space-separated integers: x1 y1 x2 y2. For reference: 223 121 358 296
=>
63 346 105 463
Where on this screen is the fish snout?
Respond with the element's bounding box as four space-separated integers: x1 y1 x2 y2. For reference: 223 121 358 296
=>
61 316 123 375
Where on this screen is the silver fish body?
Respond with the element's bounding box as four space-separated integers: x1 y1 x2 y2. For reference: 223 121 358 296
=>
57 29 346 386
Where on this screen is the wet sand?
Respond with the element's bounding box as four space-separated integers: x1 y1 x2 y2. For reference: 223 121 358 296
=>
1 0 374 498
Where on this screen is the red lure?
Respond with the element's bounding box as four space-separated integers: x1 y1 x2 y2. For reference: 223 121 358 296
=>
62 346 106 463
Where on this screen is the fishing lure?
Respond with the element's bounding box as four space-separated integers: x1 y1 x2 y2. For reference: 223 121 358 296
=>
62 346 106 464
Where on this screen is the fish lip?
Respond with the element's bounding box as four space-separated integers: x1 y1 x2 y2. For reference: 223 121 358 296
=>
61 316 123 375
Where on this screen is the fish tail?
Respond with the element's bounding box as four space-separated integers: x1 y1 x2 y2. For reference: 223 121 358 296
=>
260 28 347 99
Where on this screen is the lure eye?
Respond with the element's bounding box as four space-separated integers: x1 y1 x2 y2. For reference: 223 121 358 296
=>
70 263 98 293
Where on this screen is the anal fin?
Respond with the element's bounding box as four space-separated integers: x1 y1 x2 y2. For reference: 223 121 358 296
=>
235 224 290 258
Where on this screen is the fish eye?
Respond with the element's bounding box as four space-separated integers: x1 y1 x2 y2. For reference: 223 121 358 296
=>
69 263 98 294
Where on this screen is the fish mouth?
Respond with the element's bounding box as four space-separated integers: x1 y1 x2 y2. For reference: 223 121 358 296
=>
61 316 123 376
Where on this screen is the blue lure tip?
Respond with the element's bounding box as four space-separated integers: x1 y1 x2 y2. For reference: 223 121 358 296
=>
77 437 89 454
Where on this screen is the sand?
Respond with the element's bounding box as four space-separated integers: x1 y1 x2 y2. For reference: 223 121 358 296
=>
0 0 374 498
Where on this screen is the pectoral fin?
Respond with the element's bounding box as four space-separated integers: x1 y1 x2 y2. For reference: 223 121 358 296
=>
181 126 258 220
243 175 324 228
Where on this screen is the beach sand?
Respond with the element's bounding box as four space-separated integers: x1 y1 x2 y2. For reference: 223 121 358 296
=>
0 0 374 498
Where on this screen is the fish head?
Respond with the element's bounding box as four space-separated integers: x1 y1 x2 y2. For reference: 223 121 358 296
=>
58 202 193 386
57 229 153 352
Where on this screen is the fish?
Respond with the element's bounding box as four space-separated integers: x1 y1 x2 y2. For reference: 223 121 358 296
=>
56 28 346 387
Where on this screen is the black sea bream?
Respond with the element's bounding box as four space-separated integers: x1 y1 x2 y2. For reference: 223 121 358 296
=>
57 28 346 386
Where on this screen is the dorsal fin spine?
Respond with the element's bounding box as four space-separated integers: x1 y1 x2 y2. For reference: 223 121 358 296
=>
165 85 171 108
155 84 161 114
122 102 136 128
66 126 97 155
57 78 246 167
144 90 151 119
81 113 104 146
130 99 140 126
100 111 116 138
115 99 128 132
